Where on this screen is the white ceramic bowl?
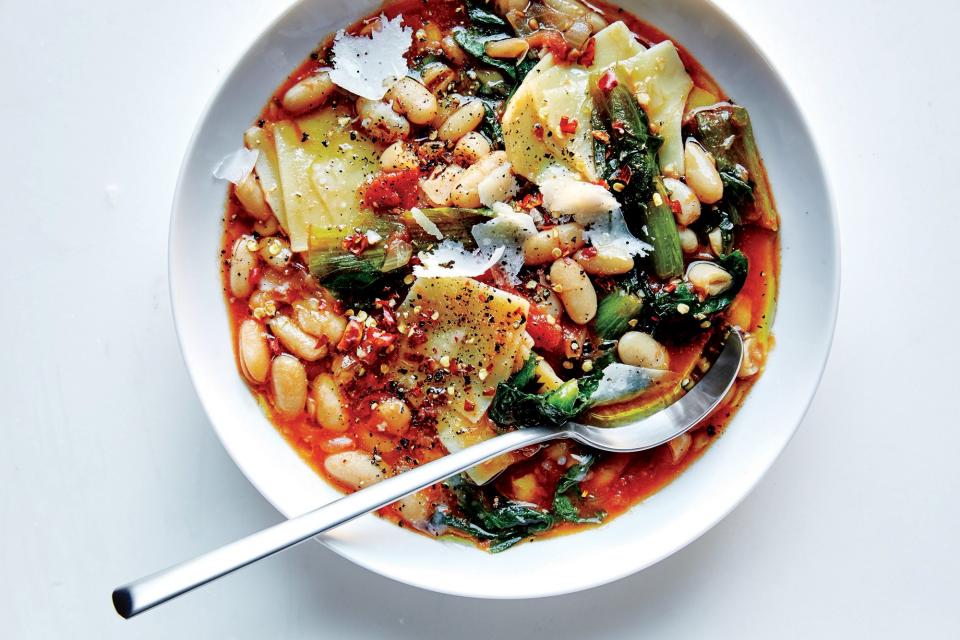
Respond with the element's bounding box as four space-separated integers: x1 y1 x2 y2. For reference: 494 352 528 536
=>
170 0 839 598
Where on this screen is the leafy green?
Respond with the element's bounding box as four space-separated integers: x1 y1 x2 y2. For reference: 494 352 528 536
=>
387 207 492 247
642 251 749 336
433 454 605 551
552 454 605 524
594 79 662 205
642 179 685 279
686 104 778 230
433 477 554 552
594 78 682 278
594 288 644 339
453 2 535 91
488 346 617 428
465 0 509 32
308 247 387 290
479 100 504 147
489 357 604 428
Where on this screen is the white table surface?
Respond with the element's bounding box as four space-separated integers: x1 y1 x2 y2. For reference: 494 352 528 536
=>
3 0 958 637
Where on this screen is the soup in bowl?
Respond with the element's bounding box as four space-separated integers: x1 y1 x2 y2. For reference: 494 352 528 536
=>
171 0 837 597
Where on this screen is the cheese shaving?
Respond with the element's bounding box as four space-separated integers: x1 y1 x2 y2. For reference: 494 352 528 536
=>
539 175 619 225
413 240 504 278
411 207 444 240
585 207 652 257
329 14 412 100
212 147 259 184
591 363 673 407
471 203 537 281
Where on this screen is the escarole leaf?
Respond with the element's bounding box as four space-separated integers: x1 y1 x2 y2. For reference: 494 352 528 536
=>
432 477 554 553
387 207 493 246
594 288 644 340
454 1 535 90
594 77 683 278
552 454 606 524
642 251 749 336
489 349 616 429
685 103 778 231
433 454 605 551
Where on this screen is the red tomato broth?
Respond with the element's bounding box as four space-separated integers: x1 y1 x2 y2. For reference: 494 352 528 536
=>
220 0 780 549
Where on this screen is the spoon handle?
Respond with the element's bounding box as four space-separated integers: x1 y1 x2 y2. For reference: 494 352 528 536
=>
112 424 559 618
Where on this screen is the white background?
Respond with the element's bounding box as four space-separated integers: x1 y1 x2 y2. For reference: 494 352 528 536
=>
2 0 958 637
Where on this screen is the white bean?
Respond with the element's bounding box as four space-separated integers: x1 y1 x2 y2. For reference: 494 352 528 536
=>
523 223 586 265
379 141 419 171
268 315 326 362
663 177 702 226
421 164 465 207
258 237 292 270
373 398 412 435
617 331 670 370
311 373 348 432
453 131 492 165
708 228 725 256
238 319 270 384
438 100 485 142
229 236 259 299
388 77 438 125
686 261 733 297
292 299 346 345
450 150 508 208
678 227 699 254
574 246 634 275
684 139 723 204
395 491 433 525
324 451 387 489
738 335 764 378
356 98 410 143
281 71 335 115
271 354 307 418
484 37 530 59
234 173 272 221
421 61 455 94
440 35 468 66
667 432 692 464
550 258 597 325
252 215 280 237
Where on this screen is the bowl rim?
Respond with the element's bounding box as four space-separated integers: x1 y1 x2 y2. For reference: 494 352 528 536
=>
168 0 840 599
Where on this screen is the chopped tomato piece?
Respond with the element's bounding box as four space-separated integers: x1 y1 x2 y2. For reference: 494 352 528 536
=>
520 192 543 209
526 307 565 353
526 29 569 60
363 168 420 210
578 37 596 67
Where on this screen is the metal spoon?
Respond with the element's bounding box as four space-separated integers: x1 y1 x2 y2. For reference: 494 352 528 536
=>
113 328 742 618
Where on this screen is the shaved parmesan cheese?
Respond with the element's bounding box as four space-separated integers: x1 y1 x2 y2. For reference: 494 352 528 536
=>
213 147 259 184
591 363 673 407
471 203 537 281
329 14 412 100
413 240 504 278
478 162 519 207
539 175 619 225
585 207 652 257
411 207 443 240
